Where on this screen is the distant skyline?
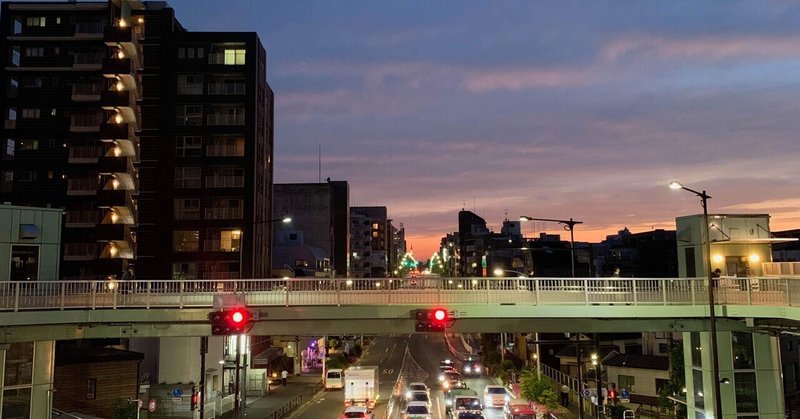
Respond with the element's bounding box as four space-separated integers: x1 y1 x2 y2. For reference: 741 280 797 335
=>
167 0 800 258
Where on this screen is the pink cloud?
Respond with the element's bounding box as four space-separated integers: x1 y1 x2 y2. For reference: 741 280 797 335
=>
601 35 800 62
462 68 595 92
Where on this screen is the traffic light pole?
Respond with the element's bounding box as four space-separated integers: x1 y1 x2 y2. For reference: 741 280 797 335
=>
234 335 241 417
199 336 207 419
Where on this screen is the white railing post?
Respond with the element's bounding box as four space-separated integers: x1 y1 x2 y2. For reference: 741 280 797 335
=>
60 281 66 310
336 280 341 307
179 280 185 308
662 280 668 305
788 278 794 307
91 281 97 309
146 281 151 309
285 286 289 307
485 279 490 305
632 279 638 305
112 284 118 309
690 279 696 305
747 278 753 306
534 278 540 305
13 282 19 312
583 279 589 305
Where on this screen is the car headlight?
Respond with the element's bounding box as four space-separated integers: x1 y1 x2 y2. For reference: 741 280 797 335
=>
505 395 511 402
464 367 471 372
475 366 481 372
406 391 412 399
443 381 450 389
438 374 445 381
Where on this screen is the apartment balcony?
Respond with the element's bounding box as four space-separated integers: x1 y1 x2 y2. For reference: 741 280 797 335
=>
69 115 103 133
203 240 240 252
71 83 103 102
63 243 98 261
102 57 135 77
75 22 104 38
99 237 135 259
65 210 98 227
68 146 102 163
208 83 246 95
104 25 137 46
67 178 99 196
202 272 239 280
763 262 800 276
206 144 245 157
207 114 245 126
97 189 136 209
100 123 133 141
98 155 134 174
73 52 103 70
205 207 244 220
205 175 244 188
101 89 136 111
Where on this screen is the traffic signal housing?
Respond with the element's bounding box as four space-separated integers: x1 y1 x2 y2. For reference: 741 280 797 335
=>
190 387 199 410
412 308 449 332
208 307 252 335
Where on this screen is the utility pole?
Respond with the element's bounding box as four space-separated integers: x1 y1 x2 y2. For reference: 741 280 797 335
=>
576 336 584 419
199 336 207 419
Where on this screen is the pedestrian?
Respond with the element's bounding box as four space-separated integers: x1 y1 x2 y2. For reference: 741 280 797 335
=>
561 384 570 407
281 369 288 386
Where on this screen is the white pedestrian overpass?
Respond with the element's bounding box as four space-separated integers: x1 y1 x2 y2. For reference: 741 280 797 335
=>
1 276 799 342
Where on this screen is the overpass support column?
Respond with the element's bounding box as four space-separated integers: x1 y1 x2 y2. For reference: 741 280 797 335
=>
683 331 783 418
0 340 55 418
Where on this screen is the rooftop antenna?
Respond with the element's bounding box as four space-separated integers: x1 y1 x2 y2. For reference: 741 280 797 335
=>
318 144 321 183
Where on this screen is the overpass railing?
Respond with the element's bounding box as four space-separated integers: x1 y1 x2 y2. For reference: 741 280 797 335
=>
0 276 799 312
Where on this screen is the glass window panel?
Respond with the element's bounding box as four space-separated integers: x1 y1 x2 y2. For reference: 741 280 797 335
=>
2 387 31 418
691 332 702 368
693 368 704 410
173 230 199 252
4 342 34 386
732 332 755 369
734 371 758 413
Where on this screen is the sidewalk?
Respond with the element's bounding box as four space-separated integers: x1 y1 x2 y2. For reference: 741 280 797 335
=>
219 374 322 418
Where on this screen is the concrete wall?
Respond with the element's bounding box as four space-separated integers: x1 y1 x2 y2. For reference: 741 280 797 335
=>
0 205 62 281
605 365 668 397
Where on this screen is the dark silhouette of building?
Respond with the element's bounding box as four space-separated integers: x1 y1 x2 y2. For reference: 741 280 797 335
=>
0 0 274 280
592 228 677 277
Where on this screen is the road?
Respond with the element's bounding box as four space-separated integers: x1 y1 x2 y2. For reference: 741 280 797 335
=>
288 333 504 419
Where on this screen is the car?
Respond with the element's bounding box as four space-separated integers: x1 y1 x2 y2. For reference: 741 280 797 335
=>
462 357 482 376
441 371 464 390
452 411 486 419
444 388 478 413
452 395 483 412
504 398 536 419
403 401 432 419
407 390 432 409
483 385 510 408
342 405 373 419
406 382 429 398
326 368 344 390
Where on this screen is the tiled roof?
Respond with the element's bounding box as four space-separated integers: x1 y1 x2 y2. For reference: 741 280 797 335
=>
604 353 669 370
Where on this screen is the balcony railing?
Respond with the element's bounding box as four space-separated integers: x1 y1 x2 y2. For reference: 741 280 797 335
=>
63 243 97 260
67 178 98 195
73 52 103 67
205 207 243 220
203 240 240 252
764 262 800 276
206 144 244 157
68 146 101 162
176 115 203 126
65 210 97 226
75 22 104 36
1 277 800 312
205 175 244 188
208 83 246 95
207 114 244 126
72 83 103 100
70 114 102 132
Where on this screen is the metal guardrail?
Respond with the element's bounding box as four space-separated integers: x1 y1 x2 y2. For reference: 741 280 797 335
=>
264 393 303 419
1 277 799 312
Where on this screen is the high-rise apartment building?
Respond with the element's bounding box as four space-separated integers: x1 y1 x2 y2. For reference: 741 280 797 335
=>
0 0 274 280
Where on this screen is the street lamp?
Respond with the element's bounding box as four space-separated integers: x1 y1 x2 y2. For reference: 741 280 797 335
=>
493 268 528 278
669 180 722 419
519 216 583 277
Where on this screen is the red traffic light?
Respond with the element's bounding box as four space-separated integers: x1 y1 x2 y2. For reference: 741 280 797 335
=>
433 309 447 321
208 308 252 335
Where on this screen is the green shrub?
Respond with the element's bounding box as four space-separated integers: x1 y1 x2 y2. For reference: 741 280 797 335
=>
501 359 516 371
326 354 349 370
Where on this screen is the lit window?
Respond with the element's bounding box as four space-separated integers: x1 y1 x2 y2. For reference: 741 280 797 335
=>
224 49 246 65
24 47 43 57
173 230 200 252
26 17 45 27
21 109 40 119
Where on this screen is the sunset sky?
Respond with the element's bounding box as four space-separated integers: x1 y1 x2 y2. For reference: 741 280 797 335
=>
169 1 800 259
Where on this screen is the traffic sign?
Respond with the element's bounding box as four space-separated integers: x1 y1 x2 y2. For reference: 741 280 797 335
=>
581 388 591 398
172 388 183 398
148 399 156 413
621 389 630 399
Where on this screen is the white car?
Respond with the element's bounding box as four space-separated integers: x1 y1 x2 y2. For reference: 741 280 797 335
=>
483 385 509 408
406 382 430 399
342 405 373 419
407 390 432 409
403 401 432 419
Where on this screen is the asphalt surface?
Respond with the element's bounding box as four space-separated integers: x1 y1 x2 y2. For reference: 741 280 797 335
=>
288 334 505 419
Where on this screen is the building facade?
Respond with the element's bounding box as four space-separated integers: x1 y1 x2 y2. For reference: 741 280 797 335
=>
350 206 389 278
0 204 62 281
0 0 274 281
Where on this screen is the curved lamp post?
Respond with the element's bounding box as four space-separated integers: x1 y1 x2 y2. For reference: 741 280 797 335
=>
669 180 722 419
519 216 583 278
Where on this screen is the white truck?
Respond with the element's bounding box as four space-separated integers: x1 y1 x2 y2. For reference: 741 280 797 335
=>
344 366 380 409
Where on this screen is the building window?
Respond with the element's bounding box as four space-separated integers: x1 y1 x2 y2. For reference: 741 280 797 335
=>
224 49 246 65
734 372 758 413
207 136 244 157
173 230 199 252
684 247 697 277
177 75 204 95
617 375 635 392
658 343 669 354
732 332 755 369
10 245 38 281
26 17 45 27
174 198 200 220
11 47 20 67
4 342 34 386
17 170 36 182
13 18 22 34
175 167 201 188
205 229 242 252
86 378 97 400
693 368 704 410
21 109 40 119
7 77 19 97
22 77 42 88
295 259 309 267
176 136 203 157
24 47 43 57
172 263 198 280
176 105 203 126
